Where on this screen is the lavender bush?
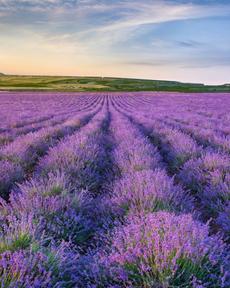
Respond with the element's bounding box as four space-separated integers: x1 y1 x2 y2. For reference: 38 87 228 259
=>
104 212 229 287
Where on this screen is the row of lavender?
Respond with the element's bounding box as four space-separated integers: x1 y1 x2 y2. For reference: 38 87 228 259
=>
0 92 100 130
92 97 229 288
0 93 101 147
0 92 229 287
0 95 110 286
113 93 230 238
0 93 103 199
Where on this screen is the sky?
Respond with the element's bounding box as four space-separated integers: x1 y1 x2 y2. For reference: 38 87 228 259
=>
0 0 230 84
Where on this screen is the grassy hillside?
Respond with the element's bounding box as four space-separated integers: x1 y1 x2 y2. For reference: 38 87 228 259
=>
0 74 229 92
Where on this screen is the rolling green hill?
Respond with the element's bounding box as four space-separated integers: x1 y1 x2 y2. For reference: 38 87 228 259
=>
0 74 229 92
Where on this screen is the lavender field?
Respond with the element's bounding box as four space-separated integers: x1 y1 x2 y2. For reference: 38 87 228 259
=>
0 91 230 287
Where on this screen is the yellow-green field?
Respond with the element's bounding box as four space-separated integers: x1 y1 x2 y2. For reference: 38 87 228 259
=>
0 74 229 92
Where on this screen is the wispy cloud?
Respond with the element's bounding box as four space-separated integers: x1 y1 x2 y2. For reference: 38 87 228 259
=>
91 2 230 32
124 54 230 68
176 40 202 48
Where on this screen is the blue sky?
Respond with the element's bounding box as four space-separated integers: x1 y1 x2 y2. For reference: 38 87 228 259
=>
0 0 230 84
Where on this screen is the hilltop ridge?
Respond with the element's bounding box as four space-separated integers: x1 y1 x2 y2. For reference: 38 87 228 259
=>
0 74 229 92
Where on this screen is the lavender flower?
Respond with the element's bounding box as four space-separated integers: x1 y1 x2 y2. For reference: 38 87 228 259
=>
112 169 194 214
105 212 229 287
